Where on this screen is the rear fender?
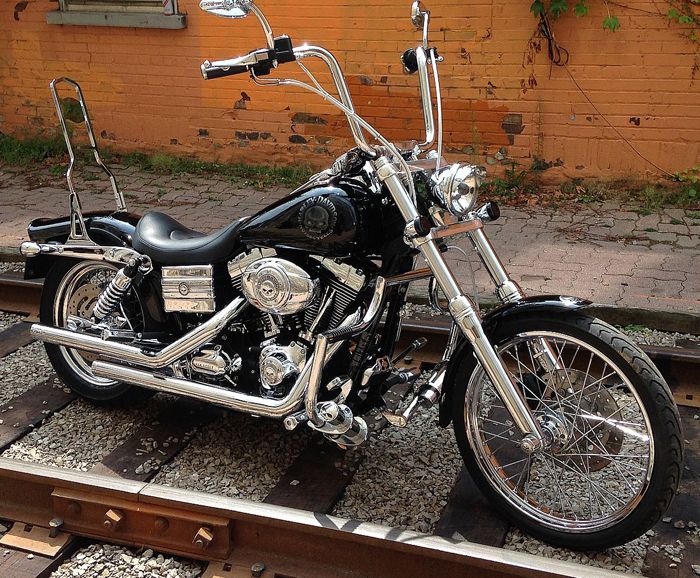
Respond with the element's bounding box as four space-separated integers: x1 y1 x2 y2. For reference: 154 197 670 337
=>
24 211 141 280
438 295 591 428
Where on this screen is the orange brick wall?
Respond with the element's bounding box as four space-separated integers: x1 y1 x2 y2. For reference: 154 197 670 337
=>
1 0 699 178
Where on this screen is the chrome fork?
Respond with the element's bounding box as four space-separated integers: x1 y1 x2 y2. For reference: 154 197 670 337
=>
373 156 546 452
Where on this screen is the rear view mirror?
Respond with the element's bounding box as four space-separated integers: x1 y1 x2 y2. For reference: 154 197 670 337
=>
199 0 251 19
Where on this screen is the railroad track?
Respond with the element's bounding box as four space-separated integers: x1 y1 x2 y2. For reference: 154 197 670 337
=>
0 273 698 577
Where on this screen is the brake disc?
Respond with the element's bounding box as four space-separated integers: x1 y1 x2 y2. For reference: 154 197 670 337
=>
66 283 102 363
552 370 624 472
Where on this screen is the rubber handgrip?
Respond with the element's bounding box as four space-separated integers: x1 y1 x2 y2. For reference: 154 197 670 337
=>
202 64 248 80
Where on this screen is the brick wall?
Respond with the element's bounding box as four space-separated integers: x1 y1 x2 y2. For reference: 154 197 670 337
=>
1 0 699 178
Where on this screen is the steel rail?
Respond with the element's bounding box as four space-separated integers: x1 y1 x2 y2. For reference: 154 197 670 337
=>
0 458 627 578
0 273 698 405
0 274 42 318
396 315 700 408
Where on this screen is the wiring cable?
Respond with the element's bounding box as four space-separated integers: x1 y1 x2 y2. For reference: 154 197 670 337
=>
536 12 674 178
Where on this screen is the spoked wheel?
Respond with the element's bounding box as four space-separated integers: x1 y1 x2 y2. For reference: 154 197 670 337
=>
451 313 682 550
41 259 146 401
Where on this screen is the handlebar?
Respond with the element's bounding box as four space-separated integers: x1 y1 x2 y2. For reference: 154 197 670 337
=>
201 36 295 80
200 8 442 161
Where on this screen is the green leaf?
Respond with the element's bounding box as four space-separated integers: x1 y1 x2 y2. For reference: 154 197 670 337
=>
668 8 681 20
573 0 589 17
603 15 620 32
549 0 569 19
530 1 545 16
679 15 694 24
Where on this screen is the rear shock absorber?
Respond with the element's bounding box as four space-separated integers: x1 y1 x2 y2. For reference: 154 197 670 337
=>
92 259 141 321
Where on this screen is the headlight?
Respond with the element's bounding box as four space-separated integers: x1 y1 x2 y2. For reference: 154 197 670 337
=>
430 163 484 216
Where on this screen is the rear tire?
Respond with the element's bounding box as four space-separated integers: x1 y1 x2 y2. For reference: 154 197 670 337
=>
41 259 146 402
449 312 682 550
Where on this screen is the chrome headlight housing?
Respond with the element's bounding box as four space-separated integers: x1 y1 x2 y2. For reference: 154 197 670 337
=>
430 163 484 216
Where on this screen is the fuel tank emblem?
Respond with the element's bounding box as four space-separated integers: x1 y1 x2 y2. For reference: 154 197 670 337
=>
298 197 337 240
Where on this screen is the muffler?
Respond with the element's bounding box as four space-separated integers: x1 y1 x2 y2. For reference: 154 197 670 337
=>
92 337 348 418
30 297 247 369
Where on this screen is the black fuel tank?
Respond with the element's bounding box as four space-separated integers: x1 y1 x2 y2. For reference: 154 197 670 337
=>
239 179 385 258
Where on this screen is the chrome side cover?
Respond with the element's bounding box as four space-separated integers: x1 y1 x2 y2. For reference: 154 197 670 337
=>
241 257 319 315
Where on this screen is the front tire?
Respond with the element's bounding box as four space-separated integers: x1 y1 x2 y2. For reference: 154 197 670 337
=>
450 312 682 550
41 259 144 402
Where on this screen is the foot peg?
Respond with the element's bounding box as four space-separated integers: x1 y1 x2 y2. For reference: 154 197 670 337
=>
308 401 368 447
382 364 445 427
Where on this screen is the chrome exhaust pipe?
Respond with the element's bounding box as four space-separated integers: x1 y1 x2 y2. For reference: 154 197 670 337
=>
91 338 348 418
30 297 247 369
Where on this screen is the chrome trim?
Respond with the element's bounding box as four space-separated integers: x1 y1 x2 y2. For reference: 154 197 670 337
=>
467 228 524 304
415 46 435 149
464 331 654 533
91 312 352 419
49 78 126 246
241 257 319 315
19 242 152 272
374 157 542 443
228 247 276 282
161 265 215 313
312 256 365 292
305 277 387 427
31 297 248 369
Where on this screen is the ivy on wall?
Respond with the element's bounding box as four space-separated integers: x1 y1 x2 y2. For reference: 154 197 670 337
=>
530 0 700 41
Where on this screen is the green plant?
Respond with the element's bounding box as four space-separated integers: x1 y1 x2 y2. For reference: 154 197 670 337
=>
675 165 700 184
530 1 620 31
670 217 683 225
687 210 700 218
0 132 66 165
530 0 699 40
483 163 537 200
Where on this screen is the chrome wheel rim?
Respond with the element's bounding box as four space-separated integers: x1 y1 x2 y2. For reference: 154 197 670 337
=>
464 331 654 534
53 261 141 389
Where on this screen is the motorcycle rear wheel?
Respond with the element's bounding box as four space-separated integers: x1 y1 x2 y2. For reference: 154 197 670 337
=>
450 312 682 550
41 259 146 402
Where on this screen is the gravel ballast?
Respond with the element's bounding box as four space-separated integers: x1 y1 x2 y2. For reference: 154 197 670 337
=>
0 341 54 405
50 544 202 578
0 311 23 331
333 405 463 533
2 394 170 471
152 411 310 501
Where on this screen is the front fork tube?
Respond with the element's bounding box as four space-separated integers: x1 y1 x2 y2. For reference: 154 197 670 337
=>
375 158 546 451
467 227 562 374
421 241 545 449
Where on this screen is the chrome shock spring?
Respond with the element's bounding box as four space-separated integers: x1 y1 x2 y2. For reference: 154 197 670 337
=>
92 259 140 321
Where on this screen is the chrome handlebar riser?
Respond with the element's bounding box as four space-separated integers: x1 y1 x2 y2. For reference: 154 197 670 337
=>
415 46 435 149
293 46 373 154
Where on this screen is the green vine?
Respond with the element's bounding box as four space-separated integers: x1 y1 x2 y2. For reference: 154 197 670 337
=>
530 0 700 41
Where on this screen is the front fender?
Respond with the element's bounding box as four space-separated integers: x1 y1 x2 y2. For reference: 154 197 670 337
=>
438 295 591 428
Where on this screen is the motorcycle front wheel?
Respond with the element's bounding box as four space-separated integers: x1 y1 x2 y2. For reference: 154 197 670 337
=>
450 312 682 550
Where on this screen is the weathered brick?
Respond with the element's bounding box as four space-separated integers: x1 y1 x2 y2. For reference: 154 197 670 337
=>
1 0 698 175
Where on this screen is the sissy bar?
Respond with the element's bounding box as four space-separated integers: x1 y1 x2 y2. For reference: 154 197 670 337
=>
49 77 127 245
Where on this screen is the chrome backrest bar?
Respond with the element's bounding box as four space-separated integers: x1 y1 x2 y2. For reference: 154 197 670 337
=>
49 78 127 246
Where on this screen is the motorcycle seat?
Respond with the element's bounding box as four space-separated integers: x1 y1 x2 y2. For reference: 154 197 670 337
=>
132 211 246 265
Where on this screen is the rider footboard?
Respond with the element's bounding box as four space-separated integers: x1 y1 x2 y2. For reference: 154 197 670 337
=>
49 77 127 244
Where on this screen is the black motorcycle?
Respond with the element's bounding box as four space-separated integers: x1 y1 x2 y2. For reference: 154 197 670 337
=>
20 0 681 550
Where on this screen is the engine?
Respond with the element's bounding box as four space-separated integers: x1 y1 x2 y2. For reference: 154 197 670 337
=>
220 248 366 398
